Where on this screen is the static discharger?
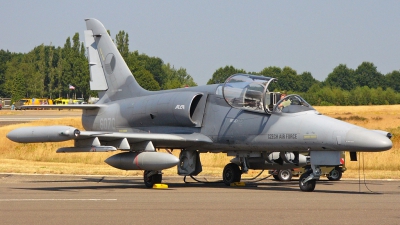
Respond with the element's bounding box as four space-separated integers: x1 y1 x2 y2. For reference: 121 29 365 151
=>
153 184 168 189
230 182 246 187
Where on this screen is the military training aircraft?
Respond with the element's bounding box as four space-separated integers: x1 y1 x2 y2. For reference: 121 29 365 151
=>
7 18 393 192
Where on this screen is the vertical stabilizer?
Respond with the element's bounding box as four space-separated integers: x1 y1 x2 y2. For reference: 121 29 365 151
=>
85 18 147 102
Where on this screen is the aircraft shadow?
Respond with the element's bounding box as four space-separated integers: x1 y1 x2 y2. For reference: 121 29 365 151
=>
13 176 392 194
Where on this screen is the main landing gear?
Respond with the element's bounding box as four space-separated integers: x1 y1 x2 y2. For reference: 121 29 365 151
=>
144 170 162 188
222 163 242 185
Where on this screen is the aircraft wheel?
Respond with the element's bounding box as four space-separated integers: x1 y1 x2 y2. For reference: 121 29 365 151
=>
299 171 316 192
222 163 241 186
277 169 293 181
327 168 342 181
144 170 162 188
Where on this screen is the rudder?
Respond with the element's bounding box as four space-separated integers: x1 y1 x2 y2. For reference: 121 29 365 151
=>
84 18 146 102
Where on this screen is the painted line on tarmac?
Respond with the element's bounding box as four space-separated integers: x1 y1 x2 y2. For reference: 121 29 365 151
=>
0 118 53 121
0 199 117 201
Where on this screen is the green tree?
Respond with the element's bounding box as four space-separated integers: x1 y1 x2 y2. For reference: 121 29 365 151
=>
300 83 322 105
384 70 400 92
47 44 56 99
137 54 166 87
259 66 281 78
4 57 23 100
0 50 16 97
207 66 246 84
162 63 197 89
325 64 356 91
8 71 26 102
298 71 318 92
115 30 129 60
124 52 160 91
277 67 299 91
72 33 80 53
355 62 384 89
36 44 46 97
55 47 63 98
133 68 160 91
384 87 397 104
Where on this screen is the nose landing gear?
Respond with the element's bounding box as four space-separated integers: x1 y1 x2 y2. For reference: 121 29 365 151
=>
299 165 321 192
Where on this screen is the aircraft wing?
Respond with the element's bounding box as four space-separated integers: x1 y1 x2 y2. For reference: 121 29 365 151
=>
75 131 213 150
21 104 106 110
7 125 213 150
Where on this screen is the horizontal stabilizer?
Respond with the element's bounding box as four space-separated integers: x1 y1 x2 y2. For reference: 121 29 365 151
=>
56 146 117 153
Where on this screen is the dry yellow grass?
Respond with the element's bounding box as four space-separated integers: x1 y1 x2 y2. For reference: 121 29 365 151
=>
0 105 399 179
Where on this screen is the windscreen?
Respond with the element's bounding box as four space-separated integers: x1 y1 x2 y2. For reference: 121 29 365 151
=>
273 94 315 113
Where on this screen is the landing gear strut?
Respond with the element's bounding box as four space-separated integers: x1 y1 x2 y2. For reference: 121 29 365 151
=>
144 170 162 188
222 163 242 185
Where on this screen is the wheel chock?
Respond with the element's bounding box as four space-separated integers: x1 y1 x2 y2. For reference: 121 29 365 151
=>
230 182 245 187
153 183 168 189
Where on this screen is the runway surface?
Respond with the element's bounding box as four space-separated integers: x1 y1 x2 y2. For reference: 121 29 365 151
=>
0 110 81 126
0 174 399 225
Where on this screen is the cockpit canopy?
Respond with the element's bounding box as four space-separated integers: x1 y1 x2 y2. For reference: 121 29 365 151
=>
220 74 315 114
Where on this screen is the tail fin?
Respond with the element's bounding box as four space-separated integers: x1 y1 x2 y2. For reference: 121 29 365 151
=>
84 18 146 102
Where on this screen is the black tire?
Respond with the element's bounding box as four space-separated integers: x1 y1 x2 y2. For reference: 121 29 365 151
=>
277 169 293 181
299 171 316 192
222 163 242 186
272 175 280 181
144 171 162 188
327 168 342 181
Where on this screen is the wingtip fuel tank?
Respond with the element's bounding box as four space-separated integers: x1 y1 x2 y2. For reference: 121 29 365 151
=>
7 126 80 143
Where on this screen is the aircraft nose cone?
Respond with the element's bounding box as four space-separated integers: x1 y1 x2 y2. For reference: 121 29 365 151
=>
345 128 392 151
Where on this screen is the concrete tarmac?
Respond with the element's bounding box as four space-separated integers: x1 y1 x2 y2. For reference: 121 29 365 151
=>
0 110 81 126
0 174 399 225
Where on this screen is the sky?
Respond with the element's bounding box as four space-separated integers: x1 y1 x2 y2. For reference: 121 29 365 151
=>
1 1 400 85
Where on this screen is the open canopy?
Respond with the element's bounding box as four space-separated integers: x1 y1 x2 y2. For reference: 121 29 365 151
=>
221 74 315 114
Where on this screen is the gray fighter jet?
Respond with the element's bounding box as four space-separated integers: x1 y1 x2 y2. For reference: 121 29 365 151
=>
7 19 393 192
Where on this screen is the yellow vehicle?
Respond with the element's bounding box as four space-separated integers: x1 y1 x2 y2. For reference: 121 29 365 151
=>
14 98 53 110
54 98 72 105
54 98 85 105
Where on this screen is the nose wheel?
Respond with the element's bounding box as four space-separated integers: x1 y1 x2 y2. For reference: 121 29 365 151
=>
299 171 316 192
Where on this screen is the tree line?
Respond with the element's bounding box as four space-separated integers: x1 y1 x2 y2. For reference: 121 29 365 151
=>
0 31 197 102
0 30 399 105
207 64 400 106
